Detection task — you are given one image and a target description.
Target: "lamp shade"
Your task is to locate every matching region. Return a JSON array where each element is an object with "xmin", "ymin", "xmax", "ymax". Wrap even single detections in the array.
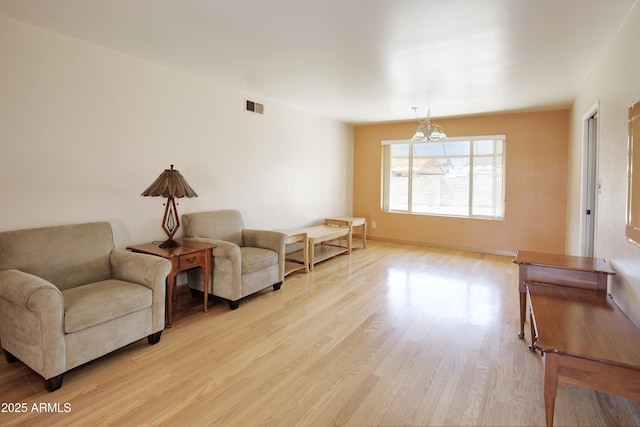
[
  {"xmin": 141, "ymin": 165, "xmax": 197, "ymax": 248},
  {"xmin": 412, "ymin": 125, "xmax": 427, "ymax": 141},
  {"xmin": 141, "ymin": 164, "xmax": 198, "ymax": 198}
]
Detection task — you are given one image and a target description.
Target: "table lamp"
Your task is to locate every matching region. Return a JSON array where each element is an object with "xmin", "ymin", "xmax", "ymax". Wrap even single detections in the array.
[{"xmin": 141, "ymin": 164, "xmax": 198, "ymax": 248}]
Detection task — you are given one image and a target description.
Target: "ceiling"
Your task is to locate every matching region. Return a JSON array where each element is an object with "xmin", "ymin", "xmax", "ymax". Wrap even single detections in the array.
[{"xmin": 0, "ymin": 0, "xmax": 636, "ymax": 124}]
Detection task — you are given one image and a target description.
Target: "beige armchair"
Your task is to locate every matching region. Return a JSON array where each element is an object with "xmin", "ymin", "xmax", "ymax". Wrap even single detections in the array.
[
  {"xmin": 0, "ymin": 222, "xmax": 171, "ymax": 392},
  {"xmin": 182, "ymin": 210, "xmax": 286, "ymax": 309}
]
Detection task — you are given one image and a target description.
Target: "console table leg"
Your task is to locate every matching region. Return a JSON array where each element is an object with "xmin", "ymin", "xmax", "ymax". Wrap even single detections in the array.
[{"xmin": 544, "ymin": 394, "xmax": 556, "ymax": 427}]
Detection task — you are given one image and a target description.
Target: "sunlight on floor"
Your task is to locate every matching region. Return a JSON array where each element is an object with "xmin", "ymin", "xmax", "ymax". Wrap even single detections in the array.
[{"xmin": 386, "ymin": 267, "xmax": 502, "ymax": 327}]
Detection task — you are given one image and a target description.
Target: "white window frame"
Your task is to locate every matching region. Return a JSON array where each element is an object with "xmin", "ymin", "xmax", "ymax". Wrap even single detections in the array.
[{"xmin": 381, "ymin": 135, "xmax": 506, "ymax": 219}]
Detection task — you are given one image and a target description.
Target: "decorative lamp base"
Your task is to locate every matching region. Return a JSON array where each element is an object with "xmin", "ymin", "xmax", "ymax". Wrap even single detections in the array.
[
  {"xmin": 159, "ymin": 238, "xmax": 181, "ymax": 248},
  {"xmin": 158, "ymin": 196, "xmax": 181, "ymax": 249}
]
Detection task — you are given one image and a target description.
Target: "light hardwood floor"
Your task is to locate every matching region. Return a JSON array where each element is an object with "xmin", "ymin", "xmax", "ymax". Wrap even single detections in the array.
[{"xmin": 2, "ymin": 241, "xmax": 640, "ymax": 426}]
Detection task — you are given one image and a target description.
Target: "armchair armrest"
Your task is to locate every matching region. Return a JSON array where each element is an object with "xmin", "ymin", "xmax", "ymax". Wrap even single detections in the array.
[
  {"xmin": 0, "ymin": 269, "xmax": 66, "ymax": 380},
  {"xmin": 184, "ymin": 237, "xmax": 240, "ymax": 259},
  {"xmin": 0, "ymin": 269, "xmax": 62, "ymax": 308},
  {"xmin": 243, "ymin": 229, "xmax": 287, "ymax": 253},
  {"xmin": 110, "ymin": 250, "xmax": 171, "ymax": 333},
  {"xmin": 110, "ymin": 249, "xmax": 171, "ymax": 291},
  {"xmin": 243, "ymin": 230, "xmax": 287, "ymax": 281},
  {"xmin": 184, "ymin": 237, "xmax": 242, "ymax": 298}
]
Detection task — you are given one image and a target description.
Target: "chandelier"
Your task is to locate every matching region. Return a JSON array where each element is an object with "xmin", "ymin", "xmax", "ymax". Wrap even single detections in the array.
[{"xmin": 411, "ymin": 107, "xmax": 447, "ymax": 142}]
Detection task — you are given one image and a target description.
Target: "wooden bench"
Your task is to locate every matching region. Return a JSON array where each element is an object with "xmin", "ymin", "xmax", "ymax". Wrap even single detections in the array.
[
  {"xmin": 527, "ymin": 281, "xmax": 640, "ymax": 427},
  {"xmin": 279, "ymin": 224, "xmax": 351, "ymax": 271}
]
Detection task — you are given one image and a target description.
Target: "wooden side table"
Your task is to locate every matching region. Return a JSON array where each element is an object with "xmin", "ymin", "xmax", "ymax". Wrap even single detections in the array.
[
  {"xmin": 325, "ymin": 216, "xmax": 367, "ymax": 249},
  {"xmin": 127, "ymin": 239, "xmax": 215, "ymax": 327}
]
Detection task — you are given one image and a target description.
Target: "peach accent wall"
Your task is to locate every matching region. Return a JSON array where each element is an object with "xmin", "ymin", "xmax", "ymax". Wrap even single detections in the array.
[{"xmin": 353, "ymin": 110, "xmax": 569, "ymax": 254}]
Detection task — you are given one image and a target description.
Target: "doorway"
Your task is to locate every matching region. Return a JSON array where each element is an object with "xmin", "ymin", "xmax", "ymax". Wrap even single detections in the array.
[{"xmin": 582, "ymin": 105, "xmax": 599, "ymax": 257}]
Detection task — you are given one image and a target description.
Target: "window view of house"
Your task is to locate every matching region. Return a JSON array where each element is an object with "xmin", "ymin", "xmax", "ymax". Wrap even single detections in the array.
[{"xmin": 383, "ymin": 137, "xmax": 505, "ymax": 219}]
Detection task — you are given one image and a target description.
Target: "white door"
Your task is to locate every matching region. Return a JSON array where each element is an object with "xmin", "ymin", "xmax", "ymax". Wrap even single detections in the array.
[{"xmin": 582, "ymin": 110, "xmax": 598, "ymax": 256}]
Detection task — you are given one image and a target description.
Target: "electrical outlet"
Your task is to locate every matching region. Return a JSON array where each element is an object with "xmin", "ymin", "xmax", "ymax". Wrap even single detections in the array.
[{"xmin": 371, "ymin": 221, "xmax": 377, "ymax": 229}]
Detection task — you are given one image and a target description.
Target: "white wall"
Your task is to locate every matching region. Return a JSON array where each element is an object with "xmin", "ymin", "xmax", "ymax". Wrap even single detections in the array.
[
  {"xmin": 0, "ymin": 16, "xmax": 353, "ymax": 248},
  {"xmin": 568, "ymin": 2, "xmax": 640, "ymax": 324}
]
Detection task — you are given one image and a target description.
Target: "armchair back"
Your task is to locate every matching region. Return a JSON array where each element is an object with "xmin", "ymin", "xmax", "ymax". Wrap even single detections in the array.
[
  {"xmin": 182, "ymin": 209, "xmax": 245, "ymax": 246},
  {"xmin": 0, "ymin": 222, "xmax": 114, "ymax": 291}
]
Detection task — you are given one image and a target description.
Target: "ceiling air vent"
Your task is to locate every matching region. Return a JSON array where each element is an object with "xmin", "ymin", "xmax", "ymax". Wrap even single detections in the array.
[{"xmin": 245, "ymin": 99, "xmax": 264, "ymax": 114}]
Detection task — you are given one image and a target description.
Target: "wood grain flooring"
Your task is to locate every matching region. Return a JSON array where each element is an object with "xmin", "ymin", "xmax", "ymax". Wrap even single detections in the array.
[{"xmin": 1, "ymin": 241, "xmax": 640, "ymax": 426}]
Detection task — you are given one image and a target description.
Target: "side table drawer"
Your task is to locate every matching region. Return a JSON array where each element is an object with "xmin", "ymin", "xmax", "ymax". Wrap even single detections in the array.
[{"xmin": 179, "ymin": 252, "xmax": 203, "ymax": 269}]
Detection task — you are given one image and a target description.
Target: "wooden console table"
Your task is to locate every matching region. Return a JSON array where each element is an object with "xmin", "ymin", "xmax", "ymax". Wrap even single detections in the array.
[
  {"xmin": 127, "ymin": 239, "xmax": 215, "ymax": 327},
  {"xmin": 513, "ymin": 250, "xmax": 615, "ymax": 339},
  {"xmin": 527, "ymin": 282, "xmax": 640, "ymax": 427}
]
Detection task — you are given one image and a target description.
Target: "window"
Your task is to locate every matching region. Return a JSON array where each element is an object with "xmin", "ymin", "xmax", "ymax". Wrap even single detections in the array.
[{"xmin": 382, "ymin": 136, "xmax": 505, "ymax": 219}]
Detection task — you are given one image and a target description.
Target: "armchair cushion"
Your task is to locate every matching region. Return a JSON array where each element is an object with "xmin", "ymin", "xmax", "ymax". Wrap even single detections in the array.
[
  {"xmin": 241, "ymin": 247, "xmax": 278, "ymax": 275},
  {"xmin": 62, "ymin": 280, "xmax": 152, "ymax": 333}
]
